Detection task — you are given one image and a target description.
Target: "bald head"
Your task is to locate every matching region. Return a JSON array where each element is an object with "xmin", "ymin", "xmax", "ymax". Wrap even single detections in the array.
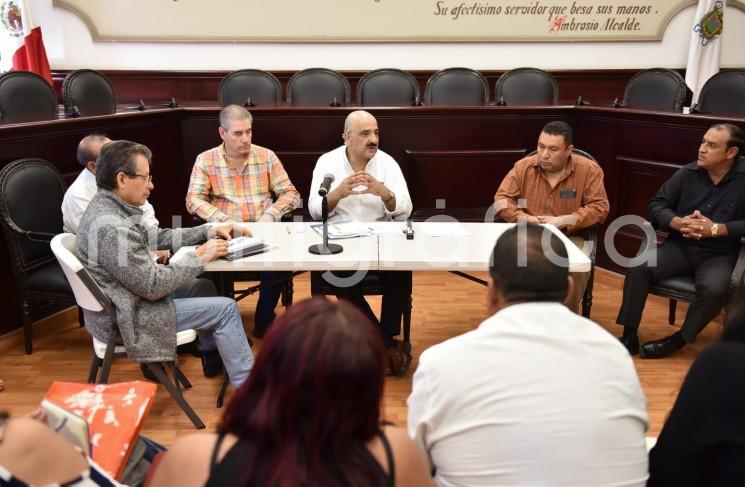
[
  {"xmin": 344, "ymin": 110, "xmax": 376, "ymax": 134},
  {"xmin": 343, "ymin": 111, "xmax": 380, "ymax": 165},
  {"xmin": 77, "ymin": 135, "xmax": 111, "ymax": 171}
]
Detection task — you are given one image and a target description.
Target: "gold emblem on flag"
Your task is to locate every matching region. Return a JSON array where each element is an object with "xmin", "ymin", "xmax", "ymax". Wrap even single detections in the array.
[
  {"xmin": 694, "ymin": 0, "xmax": 724, "ymax": 46},
  {"xmin": 0, "ymin": 0, "xmax": 23, "ymax": 38}
]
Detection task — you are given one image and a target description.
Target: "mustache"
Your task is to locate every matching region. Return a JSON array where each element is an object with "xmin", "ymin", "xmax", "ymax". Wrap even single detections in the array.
[{"xmin": 366, "ymin": 143, "xmax": 378, "ymax": 148}]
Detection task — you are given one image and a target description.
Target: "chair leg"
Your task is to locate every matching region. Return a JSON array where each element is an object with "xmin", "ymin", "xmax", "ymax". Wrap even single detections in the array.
[
  {"xmin": 216, "ymin": 370, "xmax": 230, "ymax": 409},
  {"xmin": 146, "ymin": 363, "xmax": 205, "ymax": 429},
  {"xmin": 173, "ymin": 365, "xmax": 192, "ymax": 389},
  {"xmin": 282, "ymin": 276, "xmax": 294, "ymax": 307},
  {"xmin": 87, "ymin": 355, "xmax": 102, "ymax": 384},
  {"xmin": 77, "ymin": 306, "xmax": 85, "ymax": 327},
  {"xmin": 403, "ymin": 295, "xmax": 412, "ymax": 345},
  {"xmin": 22, "ymin": 299, "xmax": 32, "ymax": 354},
  {"xmin": 582, "ymin": 268, "xmax": 595, "ymax": 318},
  {"xmin": 98, "ymin": 337, "xmax": 117, "ymax": 384},
  {"xmin": 668, "ymin": 299, "xmax": 677, "ymax": 325}
]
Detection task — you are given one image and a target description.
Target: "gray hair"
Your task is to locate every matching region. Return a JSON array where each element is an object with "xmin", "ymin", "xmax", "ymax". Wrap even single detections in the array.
[{"xmin": 220, "ymin": 105, "xmax": 253, "ymax": 131}]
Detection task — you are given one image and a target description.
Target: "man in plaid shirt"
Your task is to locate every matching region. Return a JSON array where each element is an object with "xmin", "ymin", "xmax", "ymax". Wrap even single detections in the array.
[{"xmin": 186, "ymin": 105, "xmax": 300, "ymax": 337}]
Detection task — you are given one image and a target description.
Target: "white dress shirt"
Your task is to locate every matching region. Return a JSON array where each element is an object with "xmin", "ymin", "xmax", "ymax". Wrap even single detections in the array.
[
  {"xmin": 62, "ymin": 169, "xmax": 159, "ymax": 233},
  {"xmin": 308, "ymin": 146, "xmax": 412, "ymax": 222},
  {"xmin": 408, "ymin": 302, "xmax": 649, "ymax": 487}
]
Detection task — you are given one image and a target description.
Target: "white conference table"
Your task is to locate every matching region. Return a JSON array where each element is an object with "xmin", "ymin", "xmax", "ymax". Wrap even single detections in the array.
[{"xmin": 198, "ymin": 221, "xmax": 591, "ymax": 273}]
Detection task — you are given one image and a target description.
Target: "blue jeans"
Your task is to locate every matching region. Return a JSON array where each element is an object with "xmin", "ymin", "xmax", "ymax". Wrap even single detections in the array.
[{"xmin": 173, "ymin": 297, "xmax": 254, "ymax": 387}]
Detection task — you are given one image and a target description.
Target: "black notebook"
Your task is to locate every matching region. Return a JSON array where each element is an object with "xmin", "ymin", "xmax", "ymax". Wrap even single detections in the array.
[{"xmin": 224, "ymin": 237, "xmax": 271, "ymax": 261}]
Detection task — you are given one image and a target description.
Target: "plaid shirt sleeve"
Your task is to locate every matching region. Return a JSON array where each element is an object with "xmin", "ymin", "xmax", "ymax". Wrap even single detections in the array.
[
  {"xmin": 185, "ymin": 154, "xmax": 230, "ymax": 222},
  {"xmin": 263, "ymin": 150, "xmax": 300, "ymax": 221}
]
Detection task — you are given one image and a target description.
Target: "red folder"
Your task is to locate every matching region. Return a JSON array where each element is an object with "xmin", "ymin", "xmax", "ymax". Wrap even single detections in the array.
[{"xmin": 44, "ymin": 381, "xmax": 157, "ymax": 479}]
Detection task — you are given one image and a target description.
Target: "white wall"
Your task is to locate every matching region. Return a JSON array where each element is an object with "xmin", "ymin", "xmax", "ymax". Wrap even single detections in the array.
[{"xmin": 40, "ymin": 0, "xmax": 745, "ymax": 71}]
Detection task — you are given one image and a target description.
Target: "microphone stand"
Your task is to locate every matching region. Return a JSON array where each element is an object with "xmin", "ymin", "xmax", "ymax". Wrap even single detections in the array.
[{"xmin": 308, "ymin": 194, "xmax": 343, "ymax": 255}]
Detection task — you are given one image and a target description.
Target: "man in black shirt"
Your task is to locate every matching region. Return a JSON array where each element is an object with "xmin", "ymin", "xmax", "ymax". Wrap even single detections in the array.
[{"xmin": 617, "ymin": 123, "xmax": 745, "ymax": 358}]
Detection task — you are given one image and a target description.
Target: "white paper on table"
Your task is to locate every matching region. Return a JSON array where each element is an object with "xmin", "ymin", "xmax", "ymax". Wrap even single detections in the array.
[
  {"xmin": 421, "ymin": 223, "xmax": 471, "ymax": 237},
  {"xmin": 311, "ymin": 222, "xmax": 373, "ymax": 239},
  {"xmin": 367, "ymin": 222, "xmax": 405, "ymax": 235},
  {"xmin": 170, "ymin": 245, "xmax": 196, "ymax": 264}
]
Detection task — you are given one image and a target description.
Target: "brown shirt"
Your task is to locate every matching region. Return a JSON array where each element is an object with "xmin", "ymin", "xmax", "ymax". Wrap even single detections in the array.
[{"xmin": 494, "ymin": 153, "xmax": 609, "ymax": 233}]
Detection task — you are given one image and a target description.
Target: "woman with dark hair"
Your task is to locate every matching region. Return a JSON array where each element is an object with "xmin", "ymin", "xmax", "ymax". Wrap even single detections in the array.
[
  {"xmin": 149, "ymin": 297, "xmax": 431, "ymax": 487},
  {"xmin": 647, "ymin": 302, "xmax": 745, "ymax": 486}
]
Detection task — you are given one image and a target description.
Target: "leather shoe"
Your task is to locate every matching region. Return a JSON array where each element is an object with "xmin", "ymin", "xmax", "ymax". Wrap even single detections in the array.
[
  {"xmin": 386, "ymin": 340, "xmax": 412, "ymax": 377},
  {"xmin": 201, "ymin": 349, "xmax": 224, "ymax": 377},
  {"xmin": 619, "ymin": 335, "xmax": 639, "ymax": 356},
  {"xmin": 140, "ymin": 363, "xmax": 158, "ymax": 381},
  {"xmin": 639, "ymin": 335, "xmax": 684, "ymax": 359},
  {"xmin": 252, "ymin": 326, "xmax": 268, "ymax": 339},
  {"xmin": 177, "ymin": 339, "xmax": 202, "ymax": 357}
]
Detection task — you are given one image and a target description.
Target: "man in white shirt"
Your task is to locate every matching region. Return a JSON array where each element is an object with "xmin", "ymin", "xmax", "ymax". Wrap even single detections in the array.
[
  {"xmin": 408, "ymin": 224, "xmax": 649, "ymax": 486},
  {"xmin": 309, "ymin": 110, "xmax": 414, "ymax": 375},
  {"xmin": 62, "ymin": 135, "xmax": 158, "ymax": 234}
]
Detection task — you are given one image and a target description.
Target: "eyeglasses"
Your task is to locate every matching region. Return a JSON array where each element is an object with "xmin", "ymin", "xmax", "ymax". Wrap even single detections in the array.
[{"xmin": 126, "ymin": 173, "xmax": 153, "ymax": 183}]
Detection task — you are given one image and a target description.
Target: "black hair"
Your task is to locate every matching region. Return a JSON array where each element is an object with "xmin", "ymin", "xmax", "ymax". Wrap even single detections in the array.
[
  {"xmin": 712, "ymin": 123, "xmax": 744, "ymax": 154},
  {"xmin": 541, "ymin": 121, "xmax": 573, "ymax": 146},
  {"xmin": 489, "ymin": 223, "xmax": 569, "ymax": 303},
  {"xmin": 95, "ymin": 140, "xmax": 152, "ymax": 190}
]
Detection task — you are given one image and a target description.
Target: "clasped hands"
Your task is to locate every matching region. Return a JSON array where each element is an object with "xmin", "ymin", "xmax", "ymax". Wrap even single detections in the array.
[
  {"xmin": 677, "ymin": 210, "xmax": 716, "ymax": 240},
  {"xmin": 332, "ymin": 171, "xmax": 390, "ymax": 200},
  {"xmin": 195, "ymin": 223, "xmax": 252, "ymax": 262},
  {"xmin": 525, "ymin": 215, "xmax": 578, "ymax": 230}
]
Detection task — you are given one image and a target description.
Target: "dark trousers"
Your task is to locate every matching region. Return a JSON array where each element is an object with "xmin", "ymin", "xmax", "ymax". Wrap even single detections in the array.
[
  {"xmin": 314, "ymin": 270, "xmax": 411, "ymax": 347},
  {"xmin": 201, "ymin": 271, "xmax": 287, "ymax": 330},
  {"xmin": 172, "ymin": 277, "xmax": 217, "ymax": 300},
  {"xmin": 616, "ymin": 240, "xmax": 736, "ymax": 342},
  {"xmin": 254, "ymin": 271, "xmax": 287, "ymax": 329}
]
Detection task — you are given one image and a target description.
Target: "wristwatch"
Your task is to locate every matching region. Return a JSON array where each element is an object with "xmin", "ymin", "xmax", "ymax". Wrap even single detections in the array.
[{"xmin": 711, "ymin": 223, "xmax": 719, "ymax": 238}]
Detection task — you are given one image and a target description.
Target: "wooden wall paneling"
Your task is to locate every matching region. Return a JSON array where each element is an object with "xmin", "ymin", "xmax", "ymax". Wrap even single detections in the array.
[
  {"xmin": 599, "ymin": 157, "xmax": 683, "ymax": 272},
  {"xmin": 405, "ymin": 149, "xmax": 525, "ymax": 218},
  {"xmin": 616, "ymin": 157, "xmax": 681, "ymax": 219},
  {"xmin": 274, "ymin": 151, "xmax": 326, "ymax": 213},
  {"xmin": 0, "ymin": 110, "xmax": 183, "ymax": 333}
]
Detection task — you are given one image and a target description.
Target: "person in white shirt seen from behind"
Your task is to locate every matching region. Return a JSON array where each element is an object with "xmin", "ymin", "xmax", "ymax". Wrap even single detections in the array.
[{"xmin": 408, "ymin": 223, "xmax": 649, "ymax": 487}]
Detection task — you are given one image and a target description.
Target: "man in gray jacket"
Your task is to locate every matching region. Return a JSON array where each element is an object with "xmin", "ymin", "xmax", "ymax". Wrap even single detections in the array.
[{"xmin": 76, "ymin": 140, "xmax": 254, "ymax": 387}]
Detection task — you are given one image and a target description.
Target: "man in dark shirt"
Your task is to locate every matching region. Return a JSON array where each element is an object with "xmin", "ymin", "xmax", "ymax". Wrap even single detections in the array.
[{"xmin": 617, "ymin": 123, "xmax": 745, "ymax": 358}]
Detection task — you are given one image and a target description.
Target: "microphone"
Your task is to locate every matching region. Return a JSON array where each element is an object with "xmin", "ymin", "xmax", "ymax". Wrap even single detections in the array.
[
  {"xmin": 318, "ymin": 174, "xmax": 335, "ymax": 196},
  {"xmin": 611, "ymin": 97, "xmax": 628, "ymax": 108}
]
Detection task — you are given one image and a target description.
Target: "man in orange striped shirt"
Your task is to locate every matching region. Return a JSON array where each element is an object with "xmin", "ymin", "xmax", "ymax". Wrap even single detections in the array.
[
  {"xmin": 494, "ymin": 121, "xmax": 609, "ymax": 313},
  {"xmin": 186, "ymin": 105, "xmax": 301, "ymax": 337}
]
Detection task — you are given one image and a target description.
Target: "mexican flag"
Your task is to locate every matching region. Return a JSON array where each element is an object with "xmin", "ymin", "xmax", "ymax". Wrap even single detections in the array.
[
  {"xmin": 685, "ymin": 0, "xmax": 725, "ymax": 104},
  {"xmin": 0, "ymin": 0, "xmax": 52, "ymax": 84}
]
